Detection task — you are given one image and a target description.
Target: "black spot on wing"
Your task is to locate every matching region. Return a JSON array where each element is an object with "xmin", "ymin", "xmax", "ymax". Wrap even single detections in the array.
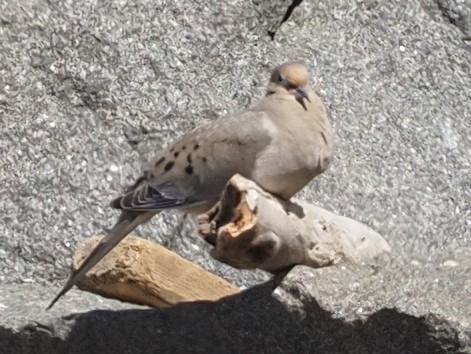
[
  {"xmin": 154, "ymin": 157, "xmax": 165, "ymax": 167},
  {"xmin": 174, "ymin": 151, "xmax": 179, "ymax": 158},
  {"xmin": 164, "ymin": 161, "xmax": 175, "ymax": 172},
  {"xmin": 187, "ymin": 153, "xmax": 192, "ymax": 164},
  {"xmin": 193, "ymin": 144, "xmax": 199, "ymax": 150},
  {"xmin": 185, "ymin": 165, "xmax": 193, "ymax": 175}
]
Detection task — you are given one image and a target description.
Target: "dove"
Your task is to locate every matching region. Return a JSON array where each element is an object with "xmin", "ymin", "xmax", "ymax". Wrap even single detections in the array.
[{"xmin": 47, "ymin": 61, "xmax": 334, "ymax": 309}]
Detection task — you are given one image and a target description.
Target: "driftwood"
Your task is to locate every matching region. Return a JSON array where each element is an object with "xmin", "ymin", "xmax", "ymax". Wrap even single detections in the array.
[
  {"xmin": 197, "ymin": 174, "xmax": 391, "ymax": 272},
  {"xmin": 71, "ymin": 174, "xmax": 390, "ymax": 307},
  {"xmin": 73, "ymin": 235, "xmax": 239, "ymax": 308}
]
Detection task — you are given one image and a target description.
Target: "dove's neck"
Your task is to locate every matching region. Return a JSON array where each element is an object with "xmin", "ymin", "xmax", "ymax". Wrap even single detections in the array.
[
  {"xmin": 265, "ymin": 85, "xmax": 316, "ymax": 110},
  {"xmin": 261, "ymin": 86, "xmax": 330, "ymax": 127}
]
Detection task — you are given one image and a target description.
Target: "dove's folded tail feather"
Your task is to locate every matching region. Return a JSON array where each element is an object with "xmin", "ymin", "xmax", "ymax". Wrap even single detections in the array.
[{"xmin": 46, "ymin": 210, "xmax": 156, "ymax": 310}]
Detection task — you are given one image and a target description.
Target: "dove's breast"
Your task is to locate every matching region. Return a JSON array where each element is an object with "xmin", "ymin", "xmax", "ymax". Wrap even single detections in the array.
[{"xmin": 249, "ymin": 96, "xmax": 333, "ymax": 199}]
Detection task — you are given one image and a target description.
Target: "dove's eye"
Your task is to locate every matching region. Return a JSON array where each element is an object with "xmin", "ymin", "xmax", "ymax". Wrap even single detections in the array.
[{"xmin": 278, "ymin": 74, "xmax": 286, "ymax": 83}]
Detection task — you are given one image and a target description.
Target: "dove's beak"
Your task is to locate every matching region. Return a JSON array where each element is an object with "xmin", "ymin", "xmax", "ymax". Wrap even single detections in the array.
[{"xmin": 295, "ymin": 87, "xmax": 311, "ymax": 102}]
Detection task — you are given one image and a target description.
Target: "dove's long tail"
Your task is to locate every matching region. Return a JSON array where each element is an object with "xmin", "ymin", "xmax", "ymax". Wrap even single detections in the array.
[{"xmin": 46, "ymin": 210, "xmax": 157, "ymax": 310}]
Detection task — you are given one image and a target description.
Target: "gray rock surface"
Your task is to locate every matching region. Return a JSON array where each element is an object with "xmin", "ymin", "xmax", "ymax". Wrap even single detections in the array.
[{"xmin": 0, "ymin": 0, "xmax": 470, "ymax": 352}]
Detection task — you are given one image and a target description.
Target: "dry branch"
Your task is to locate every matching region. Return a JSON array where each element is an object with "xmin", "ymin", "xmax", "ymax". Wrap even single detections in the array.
[
  {"xmin": 72, "ymin": 174, "xmax": 390, "ymax": 307},
  {"xmin": 73, "ymin": 235, "xmax": 239, "ymax": 307},
  {"xmin": 198, "ymin": 174, "xmax": 391, "ymax": 272}
]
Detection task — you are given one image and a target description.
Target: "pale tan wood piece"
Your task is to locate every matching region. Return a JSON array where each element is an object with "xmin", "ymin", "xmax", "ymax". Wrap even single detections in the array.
[{"xmin": 73, "ymin": 235, "xmax": 239, "ymax": 307}]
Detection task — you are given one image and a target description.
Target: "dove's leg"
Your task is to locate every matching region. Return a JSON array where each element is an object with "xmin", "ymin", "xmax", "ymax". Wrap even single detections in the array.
[{"xmin": 267, "ymin": 264, "xmax": 295, "ymax": 291}]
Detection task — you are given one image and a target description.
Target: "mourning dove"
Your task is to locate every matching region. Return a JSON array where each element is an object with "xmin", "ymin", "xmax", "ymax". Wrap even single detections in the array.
[{"xmin": 47, "ymin": 61, "xmax": 334, "ymax": 309}]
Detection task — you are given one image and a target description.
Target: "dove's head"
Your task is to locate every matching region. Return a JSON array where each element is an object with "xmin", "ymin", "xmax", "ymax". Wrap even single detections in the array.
[{"xmin": 268, "ymin": 61, "xmax": 311, "ymax": 102}]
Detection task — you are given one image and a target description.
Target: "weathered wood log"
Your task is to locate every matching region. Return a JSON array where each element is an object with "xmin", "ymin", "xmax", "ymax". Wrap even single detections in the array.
[
  {"xmin": 73, "ymin": 235, "xmax": 239, "ymax": 307},
  {"xmin": 197, "ymin": 174, "xmax": 391, "ymax": 272},
  {"xmin": 72, "ymin": 174, "xmax": 390, "ymax": 307}
]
